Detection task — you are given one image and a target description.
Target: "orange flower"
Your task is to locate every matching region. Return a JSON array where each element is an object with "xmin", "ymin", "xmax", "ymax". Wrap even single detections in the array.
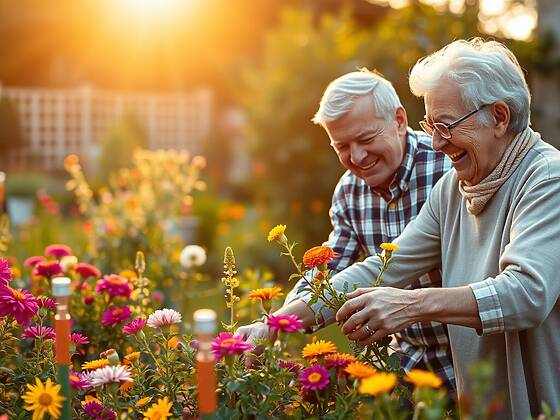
[
  {"xmin": 167, "ymin": 336, "xmax": 180, "ymax": 349},
  {"xmin": 359, "ymin": 372, "xmax": 397, "ymax": 396},
  {"xmin": 302, "ymin": 246, "xmax": 335, "ymax": 269},
  {"xmin": 248, "ymin": 287, "xmax": 284, "ymax": 301},
  {"xmin": 380, "ymin": 243, "xmax": 399, "ymax": 252},
  {"xmin": 125, "ymin": 352, "xmax": 141, "ymax": 361},
  {"xmin": 120, "ymin": 379, "xmax": 134, "ymax": 393},
  {"xmin": 344, "ymin": 361, "xmax": 377, "ymax": 379},
  {"xmin": 403, "ymin": 369, "xmax": 443, "ymax": 388},
  {"xmin": 301, "ymin": 340, "xmax": 337, "ymax": 359},
  {"xmin": 64, "ymin": 154, "xmax": 79, "ymax": 168}
]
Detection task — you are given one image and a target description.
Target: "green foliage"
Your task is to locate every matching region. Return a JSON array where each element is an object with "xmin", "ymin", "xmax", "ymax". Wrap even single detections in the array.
[{"xmin": 4, "ymin": 172, "xmax": 47, "ymax": 198}]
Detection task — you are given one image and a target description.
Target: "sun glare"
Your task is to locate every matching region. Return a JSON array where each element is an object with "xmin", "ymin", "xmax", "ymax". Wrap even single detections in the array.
[{"xmin": 117, "ymin": 0, "xmax": 184, "ymax": 21}]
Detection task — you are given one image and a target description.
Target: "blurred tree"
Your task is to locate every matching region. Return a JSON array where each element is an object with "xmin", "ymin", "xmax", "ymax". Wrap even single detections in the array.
[{"xmin": 0, "ymin": 96, "xmax": 25, "ymax": 169}]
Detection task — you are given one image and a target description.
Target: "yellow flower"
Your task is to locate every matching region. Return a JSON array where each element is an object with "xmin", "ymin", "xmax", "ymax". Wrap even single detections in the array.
[
  {"xmin": 403, "ymin": 369, "xmax": 443, "ymax": 389},
  {"xmin": 81, "ymin": 358, "xmax": 110, "ymax": 371},
  {"xmin": 143, "ymin": 396, "xmax": 172, "ymax": 419},
  {"xmin": 119, "ymin": 269, "xmax": 137, "ymax": 281},
  {"xmin": 301, "ymin": 340, "xmax": 337, "ymax": 359},
  {"xmin": 167, "ymin": 336, "xmax": 180, "ymax": 349},
  {"xmin": 380, "ymin": 243, "xmax": 399, "ymax": 252},
  {"xmin": 267, "ymin": 224, "xmax": 287, "ymax": 243},
  {"xmin": 359, "ymin": 372, "xmax": 397, "ymax": 396},
  {"xmin": 125, "ymin": 352, "xmax": 141, "ymax": 362},
  {"xmin": 136, "ymin": 396, "xmax": 152, "ymax": 408},
  {"xmin": 22, "ymin": 377, "xmax": 65, "ymax": 420},
  {"xmin": 344, "ymin": 361, "xmax": 377, "ymax": 379},
  {"xmin": 248, "ymin": 287, "xmax": 284, "ymax": 301}
]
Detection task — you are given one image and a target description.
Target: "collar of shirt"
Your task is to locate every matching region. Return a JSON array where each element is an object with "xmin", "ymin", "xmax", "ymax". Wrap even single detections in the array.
[{"xmin": 372, "ymin": 128, "xmax": 418, "ymax": 202}]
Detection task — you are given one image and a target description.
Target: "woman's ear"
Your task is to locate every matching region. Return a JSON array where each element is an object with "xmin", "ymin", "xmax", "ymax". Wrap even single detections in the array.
[{"xmin": 491, "ymin": 101, "xmax": 510, "ymax": 138}]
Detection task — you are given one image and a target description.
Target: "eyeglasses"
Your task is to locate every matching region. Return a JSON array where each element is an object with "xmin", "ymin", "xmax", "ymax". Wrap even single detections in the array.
[{"xmin": 419, "ymin": 104, "xmax": 488, "ymax": 139}]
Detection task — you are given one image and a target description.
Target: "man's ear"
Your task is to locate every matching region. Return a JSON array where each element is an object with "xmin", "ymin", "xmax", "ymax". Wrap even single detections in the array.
[
  {"xmin": 491, "ymin": 101, "xmax": 510, "ymax": 138},
  {"xmin": 395, "ymin": 107, "xmax": 408, "ymax": 136}
]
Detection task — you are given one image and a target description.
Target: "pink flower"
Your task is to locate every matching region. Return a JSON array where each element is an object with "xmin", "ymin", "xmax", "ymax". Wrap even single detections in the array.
[
  {"xmin": 0, "ymin": 258, "xmax": 11, "ymax": 286},
  {"xmin": 146, "ymin": 309, "xmax": 182, "ymax": 328},
  {"xmin": 70, "ymin": 371, "xmax": 91, "ymax": 391},
  {"xmin": 0, "ymin": 285, "xmax": 39, "ymax": 325},
  {"xmin": 45, "ymin": 243, "xmax": 72, "ymax": 257},
  {"xmin": 37, "ymin": 296, "xmax": 57, "ymax": 310},
  {"xmin": 122, "ymin": 318, "xmax": 147, "ymax": 335},
  {"xmin": 75, "ymin": 263, "xmax": 101, "ymax": 279},
  {"xmin": 22, "ymin": 325, "xmax": 56, "ymax": 340},
  {"xmin": 300, "ymin": 364, "xmax": 330, "ymax": 391},
  {"xmin": 95, "ymin": 275, "xmax": 132, "ymax": 298},
  {"xmin": 211, "ymin": 332, "xmax": 253, "ymax": 361},
  {"xmin": 33, "ymin": 260, "xmax": 63, "ymax": 278},
  {"xmin": 71, "ymin": 332, "xmax": 90, "ymax": 345},
  {"xmin": 266, "ymin": 314, "xmax": 304, "ymax": 333},
  {"xmin": 24, "ymin": 256, "xmax": 45, "ymax": 268},
  {"xmin": 82, "ymin": 400, "xmax": 117, "ymax": 420},
  {"xmin": 278, "ymin": 359, "xmax": 303, "ymax": 375},
  {"xmin": 101, "ymin": 306, "xmax": 132, "ymax": 327}
]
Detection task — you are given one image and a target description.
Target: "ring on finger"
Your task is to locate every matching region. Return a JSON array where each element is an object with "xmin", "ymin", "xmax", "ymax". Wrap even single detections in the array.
[{"xmin": 365, "ymin": 324, "xmax": 375, "ymax": 336}]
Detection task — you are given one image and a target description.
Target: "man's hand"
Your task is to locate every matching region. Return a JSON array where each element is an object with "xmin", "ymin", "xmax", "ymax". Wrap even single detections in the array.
[
  {"xmin": 335, "ymin": 287, "xmax": 421, "ymax": 346},
  {"xmin": 234, "ymin": 321, "xmax": 277, "ymax": 367}
]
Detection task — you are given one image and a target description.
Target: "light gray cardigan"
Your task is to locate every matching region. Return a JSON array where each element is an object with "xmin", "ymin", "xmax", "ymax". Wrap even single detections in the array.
[{"xmin": 307, "ymin": 139, "xmax": 560, "ymax": 419}]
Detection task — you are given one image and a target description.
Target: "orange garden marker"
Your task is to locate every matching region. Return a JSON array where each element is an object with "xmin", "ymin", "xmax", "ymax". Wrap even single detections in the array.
[
  {"xmin": 52, "ymin": 277, "xmax": 72, "ymax": 419},
  {"xmin": 193, "ymin": 309, "xmax": 217, "ymax": 419}
]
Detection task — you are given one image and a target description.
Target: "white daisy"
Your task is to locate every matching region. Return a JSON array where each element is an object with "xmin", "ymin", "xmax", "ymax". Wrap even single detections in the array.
[
  {"xmin": 90, "ymin": 365, "xmax": 133, "ymax": 387},
  {"xmin": 147, "ymin": 308, "xmax": 182, "ymax": 328},
  {"xmin": 179, "ymin": 245, "xmax": 207, "ymax": 269}
]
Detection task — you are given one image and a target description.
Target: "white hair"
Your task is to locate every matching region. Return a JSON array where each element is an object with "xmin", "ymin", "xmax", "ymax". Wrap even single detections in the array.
[
  {"xmin": 409, "ymin": 38, "xmax": 530, "ymax": 133},
  {"xmin": 312, "ymin": 69, "xmax": 403, "ymax": 126}
]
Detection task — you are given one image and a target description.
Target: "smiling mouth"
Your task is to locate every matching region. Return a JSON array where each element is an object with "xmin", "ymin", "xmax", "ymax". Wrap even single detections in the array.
[
  {"xmin": 448, "ymin": 151, "xmax": 467, "ymax": 162},
  {"xmin": 358, "ymin": 159, "xmax": 378, "ymax": 170}
]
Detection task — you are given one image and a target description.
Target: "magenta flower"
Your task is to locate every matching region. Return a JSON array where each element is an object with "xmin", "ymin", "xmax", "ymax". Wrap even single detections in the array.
[
  {"xmin": 82, "ymin": 400, "xmax": 117, "ymax": 420},
  {"xmin": 22, "ymin": 325, "xmax": 56, "ymax": 340},
  {"xmin": 0, "ymin": 258, "xmax": 11, "ymax": 286},
  {"xmin": 146, "ymin": 308, "xmax": 182, "ymax": 328},
  {"xmin": 44, "ymin": 243, "xmax": 72, "ymax": 257},
  {"xmin": 37, "ymin": 296, "xmax": 57, "ymax": 310},
  {"xmin": 0, "ymin": 285, "xmax": 39, "ymax": 325},
  {"xmin": 101, "ymin": 306, "xmax": 132, "ymax": 327},
  {"xmin": 122, "ymin": 318, "xmax": 147, "ymax": 334},
  {"xmin": 33, "ymin": 260, "xmax": 63, "ymax": 278},
  {"xmin": 71, "ymin": 332, "xmax": 90, "ymax": 345},
  {"xmin": 75, "ymin": 263, "xmax": 101, "ymax": 279},
  {"xmin": 211, "ymin": 332, "xmax": 253, "ymax": 361},
  {"xmin": 279, "ymin": 359, "xmax": 303, "ymax": 375},
  {"xmin": 24, "ymin": 256, "xmax": 45, "ymax": 268},
  {"xmin": 266, "ymin": 314, "xmax": 304, "ymax": 333},
  {"xmin": 70, "ymin": 371, "xmax": 91, "ymax": 391},
  {"xmin": 300, "ymin": 364, "xmax": 330, "ymax": 391},
  {"xmin": 95, "ymin": 274, "xmax": 132, "ymax": 298}
]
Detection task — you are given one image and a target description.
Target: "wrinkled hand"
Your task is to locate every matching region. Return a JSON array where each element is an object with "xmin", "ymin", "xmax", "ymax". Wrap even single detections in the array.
[
  {"xmin": 233, "ymin": 321, "xmax": 277, "ymax": 367},
  {"xmin": 335, "ymin": 287, "xmax": 420, "ymax": 346}
]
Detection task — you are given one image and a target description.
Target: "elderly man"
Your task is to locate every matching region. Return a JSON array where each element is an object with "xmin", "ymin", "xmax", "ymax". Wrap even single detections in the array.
[
  {"xmin": 319, "ymin": 39, "xmax": 560, "ymax": 418},
  {"xmin": 236, "ymin": 70, "xmax": 455, "ymax": 390}
]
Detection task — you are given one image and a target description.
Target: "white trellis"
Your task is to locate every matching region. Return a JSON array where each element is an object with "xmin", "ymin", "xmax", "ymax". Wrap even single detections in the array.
[{"xmin": 0, "ymin": 84, "xmax": 212, "ymax": 171}]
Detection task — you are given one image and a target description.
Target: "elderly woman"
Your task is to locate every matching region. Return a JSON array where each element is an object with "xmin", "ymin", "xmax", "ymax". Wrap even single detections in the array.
[{"xmin": 322, "ymin": 39, "xmax": 560, "ymax": 417}]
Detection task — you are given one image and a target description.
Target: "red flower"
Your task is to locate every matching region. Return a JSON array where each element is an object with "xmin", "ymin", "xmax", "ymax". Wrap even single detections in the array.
[
  {"xmin": 75, "ymin": 263, "xmax": 101, "ymax": 279},
  {"xmin": 33, "ymin": 260, "xmax": 63, "ymax": 278},
  {"xmin": 302, "ymin": 246, "xmax": 335, "ymax": 269}
]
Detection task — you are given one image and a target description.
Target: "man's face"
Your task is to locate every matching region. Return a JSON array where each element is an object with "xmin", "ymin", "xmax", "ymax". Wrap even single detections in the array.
[
  {"xmin": 424, "ymin": 82, "xmax": 501, "ymax": 186},
  {"xmin": 325, "ymin": 94, "xmax": 407, "ymax": 189}
]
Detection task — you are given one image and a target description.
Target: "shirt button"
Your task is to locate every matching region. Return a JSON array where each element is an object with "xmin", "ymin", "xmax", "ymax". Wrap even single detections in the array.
[{"xmin": 389, "ymin": 202, "xmax": 397, "ymax": 209}]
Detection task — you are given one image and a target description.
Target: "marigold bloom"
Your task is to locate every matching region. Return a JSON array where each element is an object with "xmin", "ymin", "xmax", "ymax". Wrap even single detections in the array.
[
  {"xmin": 96, "ymin": 274, "xmax": 132, "ymax": 298},
  {"xmin": 124, "ymin": 352, "xmax": 141, "ymax": 362},
  {"xmin": 359, "ymin": 372, "xmax": 397, "ymax": 396},
  {"xmin": 248, "ymin": 287, "xmax": 284, "ymax": 301},
  {"xmin": 211, "ymin": 332, "xmax": 253, "ymax": 361},
  {"xmin": 266, "ymin": 314, "xmax": 304, "ymax": 333},
  {"xmin": 403, "ymin": 369, "xmax": 443, "ymax": 389},
  {"xmin": 119, "ymin": 379, "xmax": 134, "ymax": 393},
  {"xmin": 143, "ymin": 396, "xmax": 172, "ymax": 420},
  {"xmin": 70, "ymin": 332, "xmax": 90, "ymax": 345},
  {"xmin": 301, "ymin": 340, "xmax": 337, "ymax": 359},
  {"xmin": 146, "ymin": 308, "xmax": 182, "ymax": 328},
  {"xmin": 122, "ymin": 318, "xmax": 147, "ymax": 335},
  {"xmin": 267, "ymin": 224, "xmax": 287, "ymax": 243},
  {"xmin": 90, "ymin": 365, "xmax": 133, "ymax": 387},
  {"xmin": 82, "ymin": 400, "xmax": 117, "ymax": 420},
  {"xmin": 0, "ymin": 285, "xmax": 39, "ymax": 325},
  {"xmin": 179, "ymin": 245, "xmax": 207, "ymax": 268},
  {"xmin": 325, "ymin": 353, "xmax": 356, "ymax": 370},
  {"xmin": 380, "ymin": 242, "xmax": 399, "ymax": 252},
  {"xmin": 24, "ymin": 256, "xmax": 45, "ymax": 268},
  {"xmin": 75, "ymin": 262, "xmax": 101, "ymax": 279},
  {"xmin": 344, "ymin": 361, "xmax": 377, "ymax": 379},
  {"xmin": 0, "ymin": 258, "xmax": 11, "ymax": 286},
  {"xmin": 70, "ymin": 371, "xmax": 91, "ymax": 391},
  {"xmin": 135, "ymin": 396, "xmax": 152, "ymax": 408},
  {"xmin": 101, "ymin": 306, "xmax": 132, "ymax": 327},
  {"xmin": 45, "ymin": 244, "xmax": 73, "ymax": 257},
  {"xmin": 119, "ymin": 269, "xmax": 136, "ymax": 280},
  {"xmin": 22, "ymin": 325, "xmax": 56, "ymax": 340},
  {"xmin": 300, "ymin": 364, "xmax": 330, "ymax": 391},
  {"xmin": 302, "ymin": 246, "xmax": 335, "ymax": 269},
  {"xmin": 82, "ymin": 359, "xmax": 110, "ymax": 371},
  {"xmin": 33, "ymin": 260, "xmax": 63, "ymax": 278},
  {"xmin": 22, "ymin": 377, "xmax": 65, "ymax": 420}
]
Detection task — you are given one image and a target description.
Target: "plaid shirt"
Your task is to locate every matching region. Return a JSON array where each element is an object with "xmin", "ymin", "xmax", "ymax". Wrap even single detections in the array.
[{"xmin": 286, "ymin": 129, "xmax": 455, "ymax": 391}]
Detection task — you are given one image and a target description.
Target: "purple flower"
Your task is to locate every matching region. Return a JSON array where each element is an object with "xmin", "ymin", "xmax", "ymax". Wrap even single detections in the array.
[
  {"xmin": 101, "ymin": 306, "xmax": 132, "ymax": 327},
  {"xmin": 0, "ymin": 285, "xmax": 39, "ymax": 325},
  {"xmin": 300, "ymin": 364, "xmax": 330, "ymax": 391},
  {"xmin": 71, "ymin": 332, "xmax": 90, "ymax": 345},
  {"xmin": 33, "ymin": 260, "xmax": 63, "ymax": 278},
  {"xmin": 122, "ymin": 318, "xmax": 147, "ymax": 335},
  {"xmin": 266, "ymin": 314, "xmax": 304, "ymax": 333},
  {"xmin": 22, "ymin": 325, "xmax": 56, "ymax": 340},
  {"xmin": 0, "ymin": 258, "xmax": 11, "ymax": 286},
  {"xmin": 44, "ymin": 243, "xmax": 72, "ymax": 257},
  {"xmin": 211, "ymin": 332, "xmax": 253, "ymax": 361},
  {"xmin": 82, "ymin": 401, "xmax": 117, "ymax": 420},
  {"xmin": 95, "ymin": 274, "xmax": 132, "ymax": 298}
]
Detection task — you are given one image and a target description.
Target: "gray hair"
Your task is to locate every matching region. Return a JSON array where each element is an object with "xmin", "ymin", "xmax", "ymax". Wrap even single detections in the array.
[
  {"xmin": 409, "ymin": 38, "xmax": 530, "ymax": 133},
  {"xmin": 313, "ymin": 69, "xmax": 403, "ymax": 126}
]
